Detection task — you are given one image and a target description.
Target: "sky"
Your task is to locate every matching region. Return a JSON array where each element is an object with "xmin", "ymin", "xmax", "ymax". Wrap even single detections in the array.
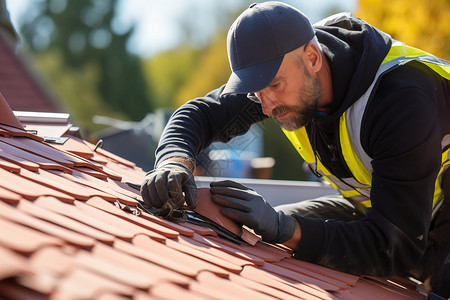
[{"xmin": 6, "ymin": 0, "xmax": 357, "ymax": 58}]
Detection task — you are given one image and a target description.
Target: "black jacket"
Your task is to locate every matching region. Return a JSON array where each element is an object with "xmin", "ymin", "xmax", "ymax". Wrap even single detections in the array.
[{"xmin": 154, "ymin": 14, "xmax": 450, "ymax": 276}]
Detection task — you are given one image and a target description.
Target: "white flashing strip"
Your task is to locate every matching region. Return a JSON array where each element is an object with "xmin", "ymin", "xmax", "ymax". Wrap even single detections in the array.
[{"xmin": 13, "ymin": 111, "xmax": 70, "ymax": 124}]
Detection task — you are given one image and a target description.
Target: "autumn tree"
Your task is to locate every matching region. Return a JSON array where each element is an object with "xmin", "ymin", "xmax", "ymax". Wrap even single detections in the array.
[
  {"xmin": 174, "ymin": 31, "xmax": 229, "ymax": 107},
  {"xmin": 357, "ymin": 0, "xmax": 449, "ymax": 59},
  {"xmin": 143, "ymin": 45, "xmax": 201, "ymax": 109}
]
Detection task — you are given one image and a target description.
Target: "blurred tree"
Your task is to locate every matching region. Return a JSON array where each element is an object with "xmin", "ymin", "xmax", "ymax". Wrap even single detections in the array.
[
  {"xmin": 357, "ymin": 0, "xmax": 449, "ymax": 59},
  {"xmin": 143, "ymin": 45, "xmax": 200, "ymax": 108},
  {"xmin": 174, "ymin": 31, "xmax": 229, "ymax": 107},
  {"xmin": 33, "ymin": 50, "xmax": 129, "ymax": 139},
  {"xmin": 142, "ymin": 1, "xmax": 247, "ymax": 109},
  {"xmin": 19, "ymin": 0, "xmax": 153, "ymax": 123}
]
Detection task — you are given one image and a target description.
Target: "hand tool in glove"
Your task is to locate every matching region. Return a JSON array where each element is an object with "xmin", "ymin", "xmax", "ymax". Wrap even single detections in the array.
[{"xmin": 140, "ymin": 162, "xmax": 197, "ymax": 209}]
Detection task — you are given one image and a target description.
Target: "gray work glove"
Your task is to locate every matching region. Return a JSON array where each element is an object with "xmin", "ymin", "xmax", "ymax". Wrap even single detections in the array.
[
  {"xmin": 210, "ymin": 180, "xmax": 295, "ymax": 244},
  {"xmin": 140, "ymin": 162, "xmax": 197, "ymax": 209}
]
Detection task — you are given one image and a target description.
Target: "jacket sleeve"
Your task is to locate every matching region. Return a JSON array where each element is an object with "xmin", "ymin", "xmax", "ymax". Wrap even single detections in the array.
[
  {"xmin": 154, "ymin": 85, "xmax": 267, "ymax": 167},
  {"xmin": 293, "ymin": 63, "xmax": 443, "ymax": 276}
]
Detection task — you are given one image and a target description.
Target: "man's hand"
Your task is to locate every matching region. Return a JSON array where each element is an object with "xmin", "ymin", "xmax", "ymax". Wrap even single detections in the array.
[
  {"xmin": 140, "ymin": 162, "xmax": 197, "ymax": 209},
  {"xmin": 210, "ymin": 180, "xmax": 295, "ymax": 244}
]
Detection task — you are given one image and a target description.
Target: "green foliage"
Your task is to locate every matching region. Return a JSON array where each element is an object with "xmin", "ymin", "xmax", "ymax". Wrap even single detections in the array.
[
  {"xmin": 34, "ymin": 50, "xmax": 128, "ymax": 136},
  {"xmin": 19, "ymin": 0, "xmax": 154, "ymax": 122},
  {"xmin": 142, "ymin": 30, "xmax": 231, "ymax": 110},
  {"xmin": 143, "ymin": 45, "xmax": 201, "ymax": 108},
  {"xmin": 174, "ymin": 32, "xmax": 230, "ymax": 107}
]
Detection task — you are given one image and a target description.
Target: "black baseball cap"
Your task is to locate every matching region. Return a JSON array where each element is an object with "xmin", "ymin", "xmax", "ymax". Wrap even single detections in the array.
[{"xmin": 220, "ymin": 1, "xmax": 315, "ymax": 97}]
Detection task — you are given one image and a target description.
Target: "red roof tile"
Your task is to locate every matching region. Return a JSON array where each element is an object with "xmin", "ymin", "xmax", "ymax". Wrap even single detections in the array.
[
  {"xmin": 0, "ymin": 247, "xmax": 29, "ymax": 280},
  {"xmin": 0, "ymin": 95, "xmax": 427, "ymax": 299},
  {"xmin": 0, "ymin": 216, "xmax": 63, "ymax": 254},
  {"xmin": 0, "ymin": 200, "xmax": 95, "ymax": 248}
]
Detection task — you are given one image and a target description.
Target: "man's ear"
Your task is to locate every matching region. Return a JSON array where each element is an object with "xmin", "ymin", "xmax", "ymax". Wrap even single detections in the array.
[{"xmin": 302, "ymin": 43, "xmax": 322, "ymax": 73}]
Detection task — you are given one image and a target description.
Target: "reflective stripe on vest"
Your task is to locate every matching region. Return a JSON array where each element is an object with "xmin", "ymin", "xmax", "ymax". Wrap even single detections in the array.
[{"xmin": 283, "ymin": 41, "xmax": 450, "ymax": 214}]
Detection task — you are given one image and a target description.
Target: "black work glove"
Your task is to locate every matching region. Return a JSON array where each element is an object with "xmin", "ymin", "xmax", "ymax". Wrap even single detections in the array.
[
  {"xmin": 210, "ymin": 180, "xmax": 295, "ymax": 244},
  {"xmin": 140, "ymin": 162, "xmax": 197, "ymax": 209}
]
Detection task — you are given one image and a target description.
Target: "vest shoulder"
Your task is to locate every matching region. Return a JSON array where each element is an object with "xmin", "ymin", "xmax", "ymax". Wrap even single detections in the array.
[{"xmin": 378, "ymin": 61, "xmax": 448, "ymax": 96}]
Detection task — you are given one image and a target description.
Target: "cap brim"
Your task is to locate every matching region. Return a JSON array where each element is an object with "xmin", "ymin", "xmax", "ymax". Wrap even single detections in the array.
[{"xmin": 220, "ymin": 56, "xmax": 284, "ymax": 97}]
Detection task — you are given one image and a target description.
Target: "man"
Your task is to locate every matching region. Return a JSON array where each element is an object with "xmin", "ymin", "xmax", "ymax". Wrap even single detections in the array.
[{"xmin": 141, "ymin": 2, "xmax": 450, "ymax": 296}]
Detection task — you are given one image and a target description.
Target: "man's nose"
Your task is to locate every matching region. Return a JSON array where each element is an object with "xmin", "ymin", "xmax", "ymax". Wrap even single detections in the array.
[{"xmin": 256, "ymin": 91, "xmax": 277, "ymax": 115}]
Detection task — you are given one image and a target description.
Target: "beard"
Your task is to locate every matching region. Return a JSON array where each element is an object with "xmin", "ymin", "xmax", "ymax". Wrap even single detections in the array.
[{"xmin": 270, "ymin": 66, "xmax": 321, "ymax": 131}]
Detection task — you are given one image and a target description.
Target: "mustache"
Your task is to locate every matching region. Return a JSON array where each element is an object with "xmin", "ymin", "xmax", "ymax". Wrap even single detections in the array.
[{"xmin": 269, "ymin": 106, "xmax": 293, "ymax": 118}]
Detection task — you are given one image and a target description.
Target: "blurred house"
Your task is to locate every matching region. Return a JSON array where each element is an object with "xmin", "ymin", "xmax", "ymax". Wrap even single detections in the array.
[{"xmin": 0, "ymin": 24, "xmax": 61, "ymax": 113}]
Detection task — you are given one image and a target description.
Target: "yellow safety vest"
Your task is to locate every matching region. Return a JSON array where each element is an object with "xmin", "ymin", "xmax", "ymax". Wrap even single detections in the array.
[{"xmin": 283, "ymin": 41, "xmax": 450, "ymax": 216}]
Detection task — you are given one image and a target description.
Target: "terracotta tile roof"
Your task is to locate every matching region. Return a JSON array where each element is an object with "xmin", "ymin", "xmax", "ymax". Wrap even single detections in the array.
[
  {"xmin": 0, "ymin": 95, "xmax": 427, "ymax": 300},
  {"xmin": 0, "ymin": 31, "xmax": 60, "ymax": 112}
]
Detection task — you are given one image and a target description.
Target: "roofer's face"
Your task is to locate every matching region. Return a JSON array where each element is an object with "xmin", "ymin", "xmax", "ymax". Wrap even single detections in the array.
[{"xmin": 251, "ymin": 48, "xmax": 321, "ymax": 131}]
